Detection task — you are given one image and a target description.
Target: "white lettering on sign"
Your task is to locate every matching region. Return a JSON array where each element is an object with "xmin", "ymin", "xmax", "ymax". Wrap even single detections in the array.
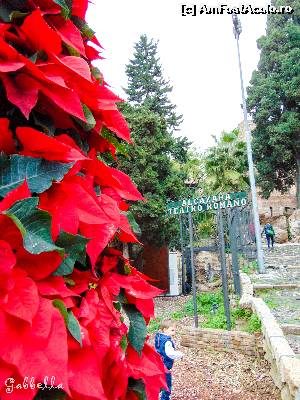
[
  {"xmin": 167, "ymin": 191, "xmax": 248, "ymax": 215},
  {"xmin": 219, "ymin": 201, "xmax": 226, "ymax": 209},
  {"xmin": 233, "ymin": 199, "xmax": 240, "ymax": 207}
]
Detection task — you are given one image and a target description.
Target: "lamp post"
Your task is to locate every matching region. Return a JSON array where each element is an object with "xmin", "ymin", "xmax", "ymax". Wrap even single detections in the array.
[{"xmin": 232, "ymin": 14, "xmax": 265, "ymax": 274}]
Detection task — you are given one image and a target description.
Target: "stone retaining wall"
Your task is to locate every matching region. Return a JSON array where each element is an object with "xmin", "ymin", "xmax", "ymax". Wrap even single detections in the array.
[
  {"xmin": 240, "ymin": 272, "xmax": 300, "ymax": 400},
  {"xmin": 181, "ymin": 327, "xmax": 263, "ymax": 357}
]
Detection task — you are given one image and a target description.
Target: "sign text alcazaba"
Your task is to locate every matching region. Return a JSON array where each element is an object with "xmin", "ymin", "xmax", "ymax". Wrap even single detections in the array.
[{"xmin": 167, "ymin": 191, "xmax": 248, "ymax": 216}]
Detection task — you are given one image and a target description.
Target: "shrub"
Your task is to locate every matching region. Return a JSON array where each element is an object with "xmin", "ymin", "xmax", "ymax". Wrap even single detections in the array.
[{"xmin": 0, "ymin": 1, "xmax": 165, "ymax": 399}]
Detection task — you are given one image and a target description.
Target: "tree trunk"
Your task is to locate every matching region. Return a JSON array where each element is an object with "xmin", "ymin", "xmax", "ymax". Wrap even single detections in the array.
[{"xmin": 296, "ymin": 157, "xmax": 300, "ymax": 208}]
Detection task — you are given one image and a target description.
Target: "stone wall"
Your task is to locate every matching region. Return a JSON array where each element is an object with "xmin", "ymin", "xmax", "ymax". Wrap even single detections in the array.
[
  {"xmin": 258, "ymin": 187, "xmax": 297, "ymax": 220},
  {"xmin": 258, "ymin": 189, "xmax": 299, "ymax": 243},
  {"xmin": 240, "ymin": 272, "xmax": 300, "ymax": 400},
  {"xmin": 181, "ymin": 326, "xmax": 263, "ymax": 357}
]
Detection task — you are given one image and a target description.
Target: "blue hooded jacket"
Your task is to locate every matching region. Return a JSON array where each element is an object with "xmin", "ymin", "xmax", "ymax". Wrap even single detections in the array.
[{"xmin": 154, "ymin": 332, "xmax": 175, "ymax": 370}]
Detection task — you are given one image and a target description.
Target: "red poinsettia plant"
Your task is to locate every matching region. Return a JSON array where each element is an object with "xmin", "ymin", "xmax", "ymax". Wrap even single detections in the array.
[{"xmin": 0, "ymin": 1, "xmax": 166, "ymax": 399}]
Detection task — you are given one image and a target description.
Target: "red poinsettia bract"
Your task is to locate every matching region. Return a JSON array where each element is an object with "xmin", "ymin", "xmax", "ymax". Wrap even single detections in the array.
[{"xmin": 0, "ymin": 1, "xmax": 165, "ymax": 399}]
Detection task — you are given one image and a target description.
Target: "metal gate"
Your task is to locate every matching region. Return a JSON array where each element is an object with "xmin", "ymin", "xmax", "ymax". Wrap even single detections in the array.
[{"xmin": 180, "ymin": 203, "xmax": 257, "ymax": 329}]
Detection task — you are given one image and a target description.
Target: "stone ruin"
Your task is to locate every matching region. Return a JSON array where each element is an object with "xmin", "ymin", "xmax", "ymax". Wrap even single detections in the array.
[
  {"xmin": 257, "ymin": 186, "xmax": 300, "ymax": 243},
  {"xmin": 194, "ymin": 251, "xmax": 221, "ymax": 291}
]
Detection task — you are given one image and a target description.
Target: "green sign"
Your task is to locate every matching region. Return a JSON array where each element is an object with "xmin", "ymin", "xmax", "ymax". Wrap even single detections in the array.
[{"xmin": 167, "ymin": 191, "xmax": 248, "ymax": 216}]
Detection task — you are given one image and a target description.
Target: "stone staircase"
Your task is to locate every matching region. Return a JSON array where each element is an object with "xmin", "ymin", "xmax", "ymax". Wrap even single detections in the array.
[
  {"xmin": 252, "ymin": 244, "xmax": 300, "ymax": 286},
  {"xmin": 264, "ymin": 243, "xmax": 300, "ymax": 267},
  {"xmin": 249, "ymin": 244, "xmax": 300, "ymax": 354}
]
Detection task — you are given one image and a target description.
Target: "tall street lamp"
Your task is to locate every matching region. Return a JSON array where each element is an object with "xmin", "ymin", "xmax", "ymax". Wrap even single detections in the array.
[{"xmin": 232, "ymin": 14, "xmax": 265, "ymax": 274}]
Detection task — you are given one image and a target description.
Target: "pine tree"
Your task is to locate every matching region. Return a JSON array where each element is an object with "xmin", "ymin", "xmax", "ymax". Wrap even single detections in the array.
[
  {"xmin": 125, "ymin": 34, "xmax": 183, "ymax": 130},
  {"xmin": 247, "ymin": 0, "xmax": 300, "ymax": 206},
  {"xmin": 119, "ymin": 104, "xmax": 187, "ymax": 247}
]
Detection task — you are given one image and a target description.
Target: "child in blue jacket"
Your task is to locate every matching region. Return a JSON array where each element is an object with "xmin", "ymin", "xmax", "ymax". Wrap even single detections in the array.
[{"xmin": 155, "ymin": 320, "xmax": 183, "ymax": 400}]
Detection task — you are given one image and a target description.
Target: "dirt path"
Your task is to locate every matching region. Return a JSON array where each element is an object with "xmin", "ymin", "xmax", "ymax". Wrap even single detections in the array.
[{"xmin": 154, "ymin": 297, "xmax": 280, "ymax": 400}]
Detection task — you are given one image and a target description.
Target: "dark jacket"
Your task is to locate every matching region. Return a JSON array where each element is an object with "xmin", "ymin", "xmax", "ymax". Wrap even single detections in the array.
[
  {"xmin": 263, "ymin": 223, "xmax": 275, "ymax": 237},
  {"xmin": 154, "ymin": 332, "xmax": 175, "ymax": 370}
]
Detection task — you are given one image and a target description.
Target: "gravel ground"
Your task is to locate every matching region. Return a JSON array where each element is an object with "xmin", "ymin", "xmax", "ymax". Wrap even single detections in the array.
[{"xmin": 154, "ymin": 296, "xmax": 280, "ymax": 400}]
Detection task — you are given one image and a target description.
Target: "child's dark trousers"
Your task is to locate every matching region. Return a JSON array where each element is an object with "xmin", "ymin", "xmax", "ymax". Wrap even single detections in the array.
[
  {"xmin": 161, "ymin": 372, "xmax": 172, "ymax": 400},
  {"xmin": 266, "ymin": 234, "xmax": 274, "ymax": 248}
]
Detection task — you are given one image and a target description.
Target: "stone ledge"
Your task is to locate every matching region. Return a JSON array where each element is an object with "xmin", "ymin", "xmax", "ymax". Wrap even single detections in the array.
[
  {"xmin": 254, "ymin": 283, "xmax": 300, "ymax": 290},
  {"xmin": 240, "ymin": 272, "xmax": 300, "ymax": 400},
  {"xmin": 281, "ymin": 325, "xmax": 300, "ymax": 336}
]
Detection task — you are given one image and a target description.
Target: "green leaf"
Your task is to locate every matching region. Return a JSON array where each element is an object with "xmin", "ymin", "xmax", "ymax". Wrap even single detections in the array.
[
  {"xmin": 113, "ymin": 301, "xmax": 121, "ymax": 312},
  {"xmin": 53, "ymin": 0, "xmax": 70, "ymax": 19},
  {"xmin": 53, "ymin": 300, "xmax": 82, "ymax": 346},
  {"xmin": 4, "ymin": 198, "xmax": 63, "ymax": 255},
  {"xmin": 128, "ymin": 378, "xmax": 147, "ymax": 400},
  {"xmin": 32, "ymin": 112, "xmax": 55, "ymax": 136},
  {"xmin": 64, "ymin": 277, "xmax": 75, "ymax": 286},
  {"xmin": 123, "ymin": 304, "xmax": 147, "ymax": 354},
  {"xmin": 72, "ymin": 16, "xmax": 95, "ymax": 39},
  {"xmin": 53, "ymin": 299, "xmax": 69, "ymax": 323},
  {"xmin": 91, "ymin": 66, "xmax": 103, "ymax": 84},
  {"xmin": 80, "ymin": 23, "xmax": 94, "ymax": 39},
  {"xmin": 64, "ymin": 43, "xmax": 80, "ymax": 57},
  {"xmin": 224, "ymin": 170, "xmax": 241, "ymax": 183},
  {"xmin": 222, "ymin": 131, "xmax": 238, "ymax": 143},
  {"xmin": 124, "ymin": 264, "xmax": 131, "ymax": 275},
  {"xmin": 102, "ymin": 128, "xmax": 129, "ymax": 157},
  {"xmin": 117, "ymin": 289, "xmax": 128, "ymax": 304},
  {"xmin": 75, "ymin": 104, "xmax": 96, "ymax": 131},
  {"xmin": 28, "ymin": 53, "xmax": 38, "ymax": 63},
  {"xmin": 0, "ymin": 154, "xmax": 73, "ymax": 197},
  {"xmin": 120, "ymin": 335, "xmax": 128, "ymax": 352},
  {"xmin": 53, "ymin": 232, "xmax": 89, "ymax": 276},
  {"xmin": 67, "ymin": 310, "xmax": 82, "ymax": 346},
  {"xmin": 125, "ymin": 211, "xmax": 141, "ymax": 235},
  {"xmin": 9, "ymin": 11, "xmax": 28, "ymax": 20}
]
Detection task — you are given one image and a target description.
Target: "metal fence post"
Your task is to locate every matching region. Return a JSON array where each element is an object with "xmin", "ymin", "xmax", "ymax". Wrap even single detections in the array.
[
  {"xmin": 217, "ymin": 209, "xmax": 231, "ymax": 330},
  {"xmin": 179, "ymin": 215, "xmax": 186, "ymax": 295},
  {"xmin": 228, "ymin": 208, "xmax": 241, "ymax": 296},
  {"xmin": 188, "ymin": 212, "xmax": 198, "ymax": 328}
]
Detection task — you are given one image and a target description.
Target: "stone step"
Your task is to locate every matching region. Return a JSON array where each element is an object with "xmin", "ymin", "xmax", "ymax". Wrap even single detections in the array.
[
  {"xmin": 254, "ymin": 283, "xmax": 300, "ymax": 290},
  {"xmin": 281, "ymin": 324, "xmax": 300, "ymax": 335},
  {"xmin": 286, "ymin": 265, "xmax": 300, "ymax": 270}
]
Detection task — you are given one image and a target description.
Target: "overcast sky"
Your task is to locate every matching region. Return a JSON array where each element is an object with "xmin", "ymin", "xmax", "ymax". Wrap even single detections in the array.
[{"xmin": 87, "ymin": 1, "xmax": 269, "ymax": 151}]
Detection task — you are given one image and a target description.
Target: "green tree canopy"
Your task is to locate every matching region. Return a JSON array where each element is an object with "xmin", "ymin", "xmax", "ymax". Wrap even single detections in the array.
[
  {"xmin": 124, "ymin": 34, "xmax": 183, "ymax": 131},
  {"xmin": 247, "ymin": 0, "xmax": 300, "ymax": 206},
  {"xmin": 119, "ymin": 104, "xmax": 187, "ymax": 246},
  {"xmin": 204, "ymin": 129, "xmax": 249, "ymax": 193}
]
